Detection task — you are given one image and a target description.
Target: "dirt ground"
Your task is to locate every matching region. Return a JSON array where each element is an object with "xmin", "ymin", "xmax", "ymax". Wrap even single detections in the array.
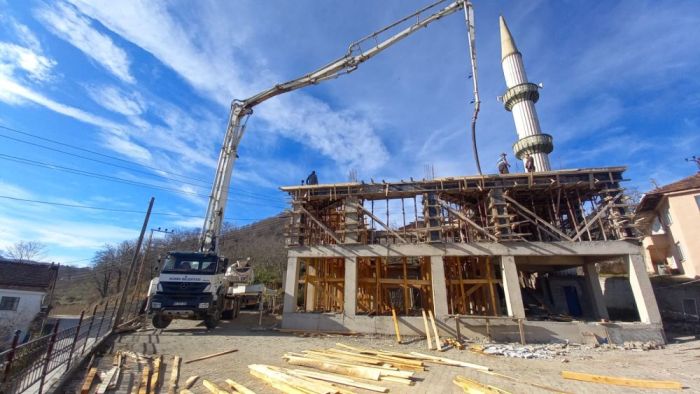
[{"xmin": 61, "ymin": 311, "xmax": 700, "ymax": 394}]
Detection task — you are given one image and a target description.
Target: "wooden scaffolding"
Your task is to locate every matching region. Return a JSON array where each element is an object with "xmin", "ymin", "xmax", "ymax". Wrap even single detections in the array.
[
  {"xmin": 296, "ymin": 258, "xmax": 345, "ymax": 313},
  {"xmin": 444, "ymin": 256, "xmax": 503, "ymax": 316}
]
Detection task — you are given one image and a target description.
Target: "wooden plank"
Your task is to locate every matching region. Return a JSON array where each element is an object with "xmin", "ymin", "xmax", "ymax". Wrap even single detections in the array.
[
  {"xmin": 391, "ymin": 308, "xmax": 402, "ymax": 344},
  {"xmin": 185, "ymin": 348, "xmax": 238, "ymax": 364},
  {"xmin": 334, "ymin": 343, "xmax": 424, "ymax": 360},
  {"xmin": 298, "ymin": 206, "xmax": 342, "ymax": 243},
  {"xmin": 184, "ymin": 376, "xmax": 199, "ymax": 389},
  {"xmin": 138, "ymin": 365, "xmax": 151, "ymax": 394},
  {"xmin": 409, "ymin": 352, "xmax": 491, "ymax": 371},
  {"xmin": 351, "ymin": 202, "xmax": 408, "ymax": 243},
  {"xmin": 179, "ymin": 390, "xmax": 194, "ymax": 394},
  {"xmin": 80, "ymin": 367, "xmax": 99, "ymax": 394},
  {"xmin": 288, "ymin": 354, "xmax": 413, "ymax": 378},
  {"xmin": 288, "ymin": 369, "xmax": 388, "ymax": 393},
  {"xmin": 379, "ymin": 376, "xmax": 414, "ymax": 386},
  {"xmin": 249, "ymin": 369, "xmax": 309, "ymax": 394},
  {"xmin": 324, "ymin": 349, "xmax": 424, "ymax": 369},
  {"xmin": 427, "ymin": 309, "xmax": 442, "ymax": 351},
  {"xmin": 202, "ymin": 379, "xmax": 229, "ymax": 394},
  {"xmin": 149, "ymin": 355, "xmax": 162, "ymax": 394},
  {"xmin": 225, "ymin": 378, "xmax": 257, "ymax": 394},
  {"xmin": 249, "ymin": 364, "xmax": 331, "ymax": 394},
  {"xmin": 453, "ymin": 375, "xmax": 510, "ymax": 393},
  {"xmin": 421, "ymin": 309, "xmax": 434, "ymax": 350},
  {"xmin": 168, "ymin": 356, "xmax": 182, "ymax": 394},
  {"xmin": 284, "ymin": 355, "xmax": 381, "ymax": 380},
  {"xmin": 477, "ymin": 370, "xmax": 571, "ymax": 393},
  {"xmin": 560, "ymin": 371, "xmax": 683, "ymax": 390},
  {"xmin": 96, "ymin": 367, "xmax": 118, "ymax": 394}
]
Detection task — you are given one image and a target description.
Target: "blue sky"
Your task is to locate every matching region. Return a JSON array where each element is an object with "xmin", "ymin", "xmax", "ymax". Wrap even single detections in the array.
[{"xmin": 0, "ymin": 0, "xmax": 698, "ymax": 266}]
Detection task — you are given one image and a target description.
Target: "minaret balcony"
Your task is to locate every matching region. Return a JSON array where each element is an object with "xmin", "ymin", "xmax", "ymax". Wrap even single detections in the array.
[
  {"xmin": 513, "ymin": 133, "xmax": 554, "ymax": 159},
  {"xmin": 502, "ymin": 82, "xmax": 540, "ymax": 111}
]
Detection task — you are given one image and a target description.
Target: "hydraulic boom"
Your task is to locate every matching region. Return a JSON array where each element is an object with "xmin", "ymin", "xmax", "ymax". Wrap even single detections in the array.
[{"xmin": 200, "ymin": 0, "xmax": 480, "ymax": 253}]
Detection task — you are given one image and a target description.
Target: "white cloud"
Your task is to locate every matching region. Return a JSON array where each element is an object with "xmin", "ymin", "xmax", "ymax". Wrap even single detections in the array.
[
  {"xmin": 0, "ymin": 180, "xmax": 34, "ymax": 200},
  {"xmin": 66, "ymin": 0, "xmax": 389, "ymax": 172},
  {"xmin": 100, "ymin": 134, "xmax": 152, "ymax": 162},
  {"xmin": 86, "ymin": 85, "xmax": 146, "ymax": 116},
  {"xmin": 0, "ymin": 42, "xmax": 56, "ymax": 82},
  {"xmin": 34, "ymin": 2, "xmax": 135, "ymax": 83},
  {"xmin": 0, "ymin": 75, "xmax": 124, "ymax": 132},
  {"xmin": 4, "ymin": 17, "xmax": 42, "ymax": 51}
]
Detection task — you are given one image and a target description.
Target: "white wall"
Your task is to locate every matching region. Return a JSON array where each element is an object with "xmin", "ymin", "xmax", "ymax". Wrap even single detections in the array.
[{"xmin": 0, "ymin": 288, "xmax": 46, "ymax": 343}]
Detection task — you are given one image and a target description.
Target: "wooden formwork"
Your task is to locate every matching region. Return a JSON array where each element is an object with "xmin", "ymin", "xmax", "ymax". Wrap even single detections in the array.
[
  {"xmin": 444, "ymin": 256, "xmax": 503, "ymax": 316},
  {"xmin": 356, "ymin": 257, "xmax": 433, "ymax": 316},
  {"xmin": 296, "ymin": 258, "xmax": 345, "ymax": 313}
]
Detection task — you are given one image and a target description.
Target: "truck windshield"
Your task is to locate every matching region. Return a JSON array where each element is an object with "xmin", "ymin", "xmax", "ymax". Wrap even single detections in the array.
[{"xmin": 162, "ymin": 257, "xmax": 217, "ymax": 274}]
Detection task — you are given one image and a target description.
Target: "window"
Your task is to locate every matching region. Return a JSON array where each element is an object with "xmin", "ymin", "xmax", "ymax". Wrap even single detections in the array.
[
  {"xmin": 661, "ymin": 207, "xmax": 673, "ymax": 226},
  {"xmin": 0, "ymin": 296, "xmax": 20, "ymax": 311},
  {"xmin": 676, "ymin": 241, "xmax": 686, "ymax": 262}
]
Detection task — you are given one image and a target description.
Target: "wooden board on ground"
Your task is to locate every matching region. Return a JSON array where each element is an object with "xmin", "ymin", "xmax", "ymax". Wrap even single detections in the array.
[
  {"xmin": 410, "ymin": 352, "xmax": 491, "ymax": 371},
  {"xmin": 478, "ymin": 370, "xmax": 571, "ymax": 393},
  {"xmin": 168, "ymin": 355, "xmax": 182, "ymax": 394},
  {"xmin": 185, "ymin": 348, "xmax": 238, "ymax": 364},
  {"xmin": 203, "ymin": 379, "xmax": 229, "ymax": 394},
  {"xmin": 288, "ymin": 369, "xmax": 388, "ymax": 393},
  {"xmin": 284, "ymin": 355, "xmax": 381, "ymax": 381},
  {"xmin": 149, "ymin": 355, "xmax": 162, "ymax": 393},
  {"xmin": 561, "ymin": 370, "xmax": 683, "ymax": 390},
  {"xmin": 80, "ymin": 367, "xmax": 99, "ymax": 394},
  {"xmin": 138, "ymin": 365, "xmax": 151, "ymax": 394},
  {"xmin": 96, "ymin": 367, "xmax": 118, "ymax": 394},
  {"xmin": 453, "ymin": 375, "xmax": 510, "ymax": 393},
  {"xmin": 185, "ymin": 375, "xmax": 199, "ymax": 389},
  {"xmin": 225, "ymin": 378, "xmax": 257, "ymax": 394}
]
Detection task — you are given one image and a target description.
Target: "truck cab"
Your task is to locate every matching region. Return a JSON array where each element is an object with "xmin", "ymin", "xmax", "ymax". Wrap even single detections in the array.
[{"xmin": 149, "ymin": 251, "xmax": 229, "ymax": 329}]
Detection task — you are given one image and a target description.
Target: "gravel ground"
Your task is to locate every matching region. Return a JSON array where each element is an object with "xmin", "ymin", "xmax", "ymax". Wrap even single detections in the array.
[{"xmin": 61, "ymin": 311, "xmax": 700, "ymax": 394}]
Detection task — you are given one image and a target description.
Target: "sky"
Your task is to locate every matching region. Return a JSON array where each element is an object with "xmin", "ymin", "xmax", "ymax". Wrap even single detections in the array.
[{"xmin": 0, "ymin": 0, "xmax": 698, "ymax": 266}]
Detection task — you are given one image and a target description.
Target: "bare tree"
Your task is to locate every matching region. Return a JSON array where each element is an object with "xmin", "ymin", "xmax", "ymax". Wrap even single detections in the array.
[{"xmin": 5, "ymin": 241, "xmax": 47, "ymax": 262}]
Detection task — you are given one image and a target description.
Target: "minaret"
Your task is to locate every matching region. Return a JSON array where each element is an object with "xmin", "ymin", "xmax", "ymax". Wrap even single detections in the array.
[{"xmin": 499, "ymin": 16, "xmax": 553, "ymax": 172}]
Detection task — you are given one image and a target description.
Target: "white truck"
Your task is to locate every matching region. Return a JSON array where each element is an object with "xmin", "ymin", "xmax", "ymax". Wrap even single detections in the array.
[{"xmin": 148, "ymin": 0, "xmax": 480, "ymax": 330}]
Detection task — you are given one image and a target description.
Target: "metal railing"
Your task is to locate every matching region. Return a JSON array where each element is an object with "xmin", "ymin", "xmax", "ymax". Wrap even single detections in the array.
[{"xmin": 0, "ymin": 297, "xmax": 136, "ymax": 394}]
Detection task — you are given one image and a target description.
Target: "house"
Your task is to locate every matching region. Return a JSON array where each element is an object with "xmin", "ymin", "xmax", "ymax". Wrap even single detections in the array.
[
  {"xmin": 0, "ymin": 258, "xmax": 59, "ymax": 347},
  {"xmin": 636, "ymin": 173, "xmax": 700, "ymax": 277}
]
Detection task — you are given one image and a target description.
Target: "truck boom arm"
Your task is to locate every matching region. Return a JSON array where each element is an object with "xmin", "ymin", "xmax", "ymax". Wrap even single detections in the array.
[{"xmin": 200, "ymin": 0, "xmax": 478, "ymax": 252}]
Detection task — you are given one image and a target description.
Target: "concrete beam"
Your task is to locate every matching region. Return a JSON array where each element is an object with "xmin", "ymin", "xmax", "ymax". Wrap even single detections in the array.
[
  {"xmin": 344, "ymin": 257, "xmax": 357, "ymax": 317},
  {"xmin": 283, "ymin": 257, "xmax": 298, "ymax": 314},
  {"xmin": 430, "ymin": 256, "xmax": 449, "ymax": 318},
  {"xmin": 288, "ymin": 240, "xmax": 641, "ymax": 258},
  {"xmin": 627, "ymin": 254, "xmax": 662, "ymax": 324},
  {"xmin": 501, "ymin": 256, "xmax": 525, "ymax": 319},
  {"xmin": 582, "ymin": 261, "xmax": 609, "ymax": 320}
]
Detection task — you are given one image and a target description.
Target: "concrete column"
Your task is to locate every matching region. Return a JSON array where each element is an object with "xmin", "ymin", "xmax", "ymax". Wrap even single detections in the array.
[
  {"xmin": 344, "ymin": 257, "xmax": 357, "ymax": 317},
  {"xmin": 429, "ymin": 256, "xmax": 449, "ymax": 318},
  {"xmin": 627, "ymin": 254, "xmax": 662, "ymax": 324},
  {"xmin": 501, "ymin": 255, "xmax": 525, "ymax": 318},
  {"xmin": 283, "ymin": 257, "xmax": 298, "ymax": 314},
  {"xmin": 583, "ymin": 262, "xmax": 609, "ymax": 320}
]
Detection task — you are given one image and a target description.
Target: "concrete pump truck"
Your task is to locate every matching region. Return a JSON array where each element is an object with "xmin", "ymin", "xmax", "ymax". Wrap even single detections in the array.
[{"xmin": 148, "ymin": 0, "xmax": 481, "ymax": 329}]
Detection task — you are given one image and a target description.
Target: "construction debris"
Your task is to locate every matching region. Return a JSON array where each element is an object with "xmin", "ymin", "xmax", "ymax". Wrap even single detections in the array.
[
  {"xmin": 168, "ymin": 356, "xmax": 182, "ymax": 394},
  {"xmin": 184, "ymin": 375, "xmax": 199, "ymax": 389},
  {"xmin": 225, "ymin": 378, "xmax": 257, "ymax": 394},
  {"xmin": 80, "ymin": 367, "xmax": 99, "ymax": 394},
  {"xmin": 202, "ymin": 379, "xmax": 229, "ymax": 394},
  {"xmin": 480, "ymin": 343, "xmax": 569, "ymax": 359}
]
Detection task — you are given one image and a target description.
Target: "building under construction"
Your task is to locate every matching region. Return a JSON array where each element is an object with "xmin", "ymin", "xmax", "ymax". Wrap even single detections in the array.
[{"xmin": 279, "ymin": 16, "xmax": 663, "ymax": 343}]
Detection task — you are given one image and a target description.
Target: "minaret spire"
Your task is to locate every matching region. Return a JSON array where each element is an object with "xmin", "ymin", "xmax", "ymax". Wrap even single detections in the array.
[{"xmin": 499, "ymin": 15, "xmax": 553, "ymax": 172}]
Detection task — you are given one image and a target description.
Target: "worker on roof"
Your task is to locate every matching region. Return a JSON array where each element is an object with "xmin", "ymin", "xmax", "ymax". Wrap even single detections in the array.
[
  {"xmin": 306, "ymin": 170, "xmax": 318, "ymax": 185},
  {"xmin": 524, "ymin": 153, "xmax": 535, "ymax": 173},
  {"xmin": 497, "ymin": 153, "xmax": 510, "ymax": 174}
]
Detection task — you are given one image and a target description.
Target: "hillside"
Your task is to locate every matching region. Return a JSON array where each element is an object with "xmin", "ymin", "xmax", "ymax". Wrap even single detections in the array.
[{"xmin": 52, "ymin": 213, "xmax": 288, "ymax": 313}]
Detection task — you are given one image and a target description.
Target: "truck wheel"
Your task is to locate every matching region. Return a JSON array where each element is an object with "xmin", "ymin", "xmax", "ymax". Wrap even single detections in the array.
[
  {"xmin": 221, "ymin": 309, "xmax": 233, "ymax": 320},
  {"xmin": 152, "ymin": 314, "xmax": 172, "ymax": 329}
]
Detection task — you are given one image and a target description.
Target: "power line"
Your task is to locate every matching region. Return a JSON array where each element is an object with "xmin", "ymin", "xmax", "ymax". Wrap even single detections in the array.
[
  {"xmin": 0, "ymin": 124, "xmax": 289, "ymax": 202},
  {"xmin": 0, "ymin": 153, "xmax": 287, "ymax": 209},
  {"xmin": 0, "ymin": 194, "xmax": 280, "ymax": 221}
]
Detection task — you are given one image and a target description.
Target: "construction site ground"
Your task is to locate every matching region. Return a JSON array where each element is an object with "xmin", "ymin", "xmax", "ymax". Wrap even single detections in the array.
[{"xmin": 63, "ymin": 311, "xmax": 700, "ymax": 393}]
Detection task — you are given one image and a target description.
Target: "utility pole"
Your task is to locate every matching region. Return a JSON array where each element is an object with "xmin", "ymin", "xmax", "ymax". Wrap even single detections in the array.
[
  {"xmin": 113, "ymin": 197, "xmax": 154, "ymax": 329},
  {"xmin": 128, "ymin": 227, "xmax": 174, "ymax": 317}
]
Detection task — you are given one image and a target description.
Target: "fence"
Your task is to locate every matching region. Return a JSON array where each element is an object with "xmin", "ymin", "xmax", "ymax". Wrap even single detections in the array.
[{"xmin": 0, "ymin": 296, "xmax": 142, "ymax": 394}]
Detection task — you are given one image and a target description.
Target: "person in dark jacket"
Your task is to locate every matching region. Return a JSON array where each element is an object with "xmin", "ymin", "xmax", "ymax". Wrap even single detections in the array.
[{"xmin": 306, "ymin": 170, "xmax": 318, "ymax": 185}]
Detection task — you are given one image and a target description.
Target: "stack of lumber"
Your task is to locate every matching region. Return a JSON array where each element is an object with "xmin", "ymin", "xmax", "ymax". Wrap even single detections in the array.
[{"xmin": 244, "ymin": 342, "xmax": 492, "ymax": 393}]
